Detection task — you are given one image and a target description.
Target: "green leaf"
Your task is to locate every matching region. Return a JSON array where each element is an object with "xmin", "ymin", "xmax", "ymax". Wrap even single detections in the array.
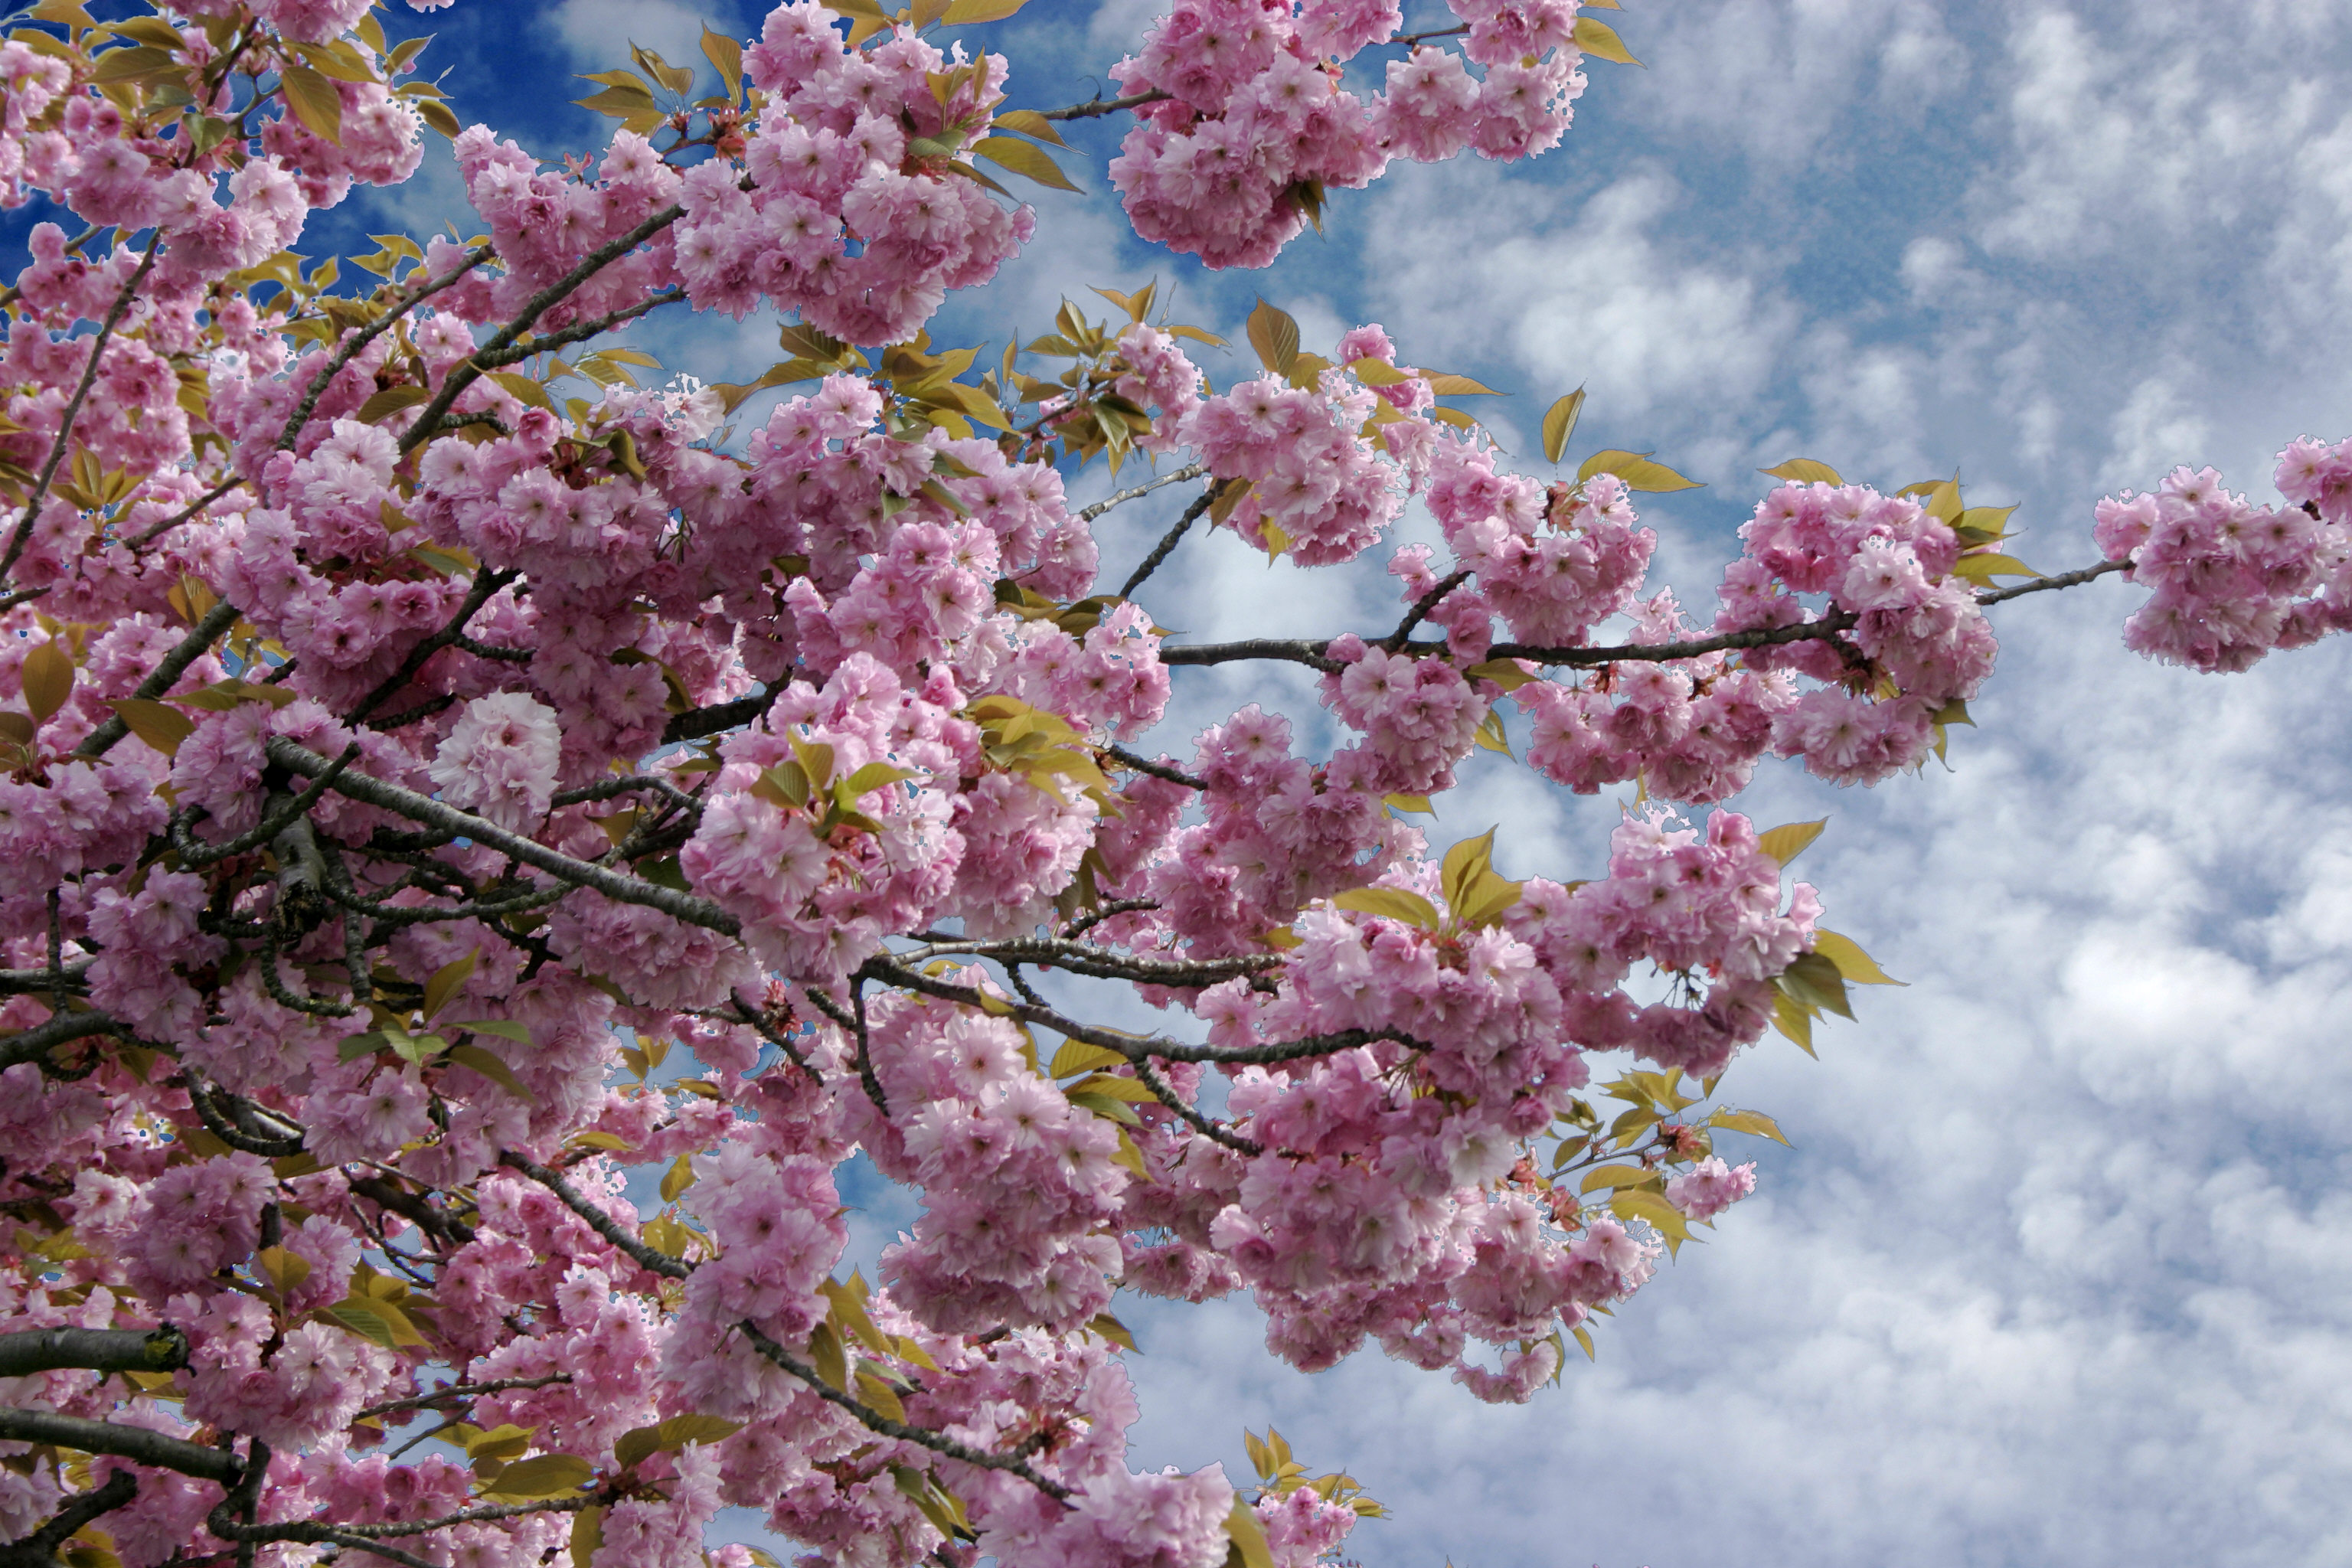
[
  {"xmin": 1065, "ymin": 1090, "xmax": 1142, "ymax": 1126},
  {"xmin": 1609, "ymin": 1188, "xmax": 1690, "ymax": 1253},
  {"xmin": 444, "ymin": 1042, "xmax": 534, "ymax": 1103},
  {"xmin": 1772, "ymin": 991, "xmax": 1816, "ymax": 1057},
  {"xmin": 569, "ymin": 1504, "xmax": 604, "ymax": 1568},
  {"xmin": 279, "ymin": 64, "xmax": 344, "ymax": 144},
  {"xmin": 1572, "ymin": 15, "xmax": 1642, "ymax": 64},
  {"xmin": 1541, "ymin": 387, "xmax": 1586, "ymax": 465},
  {"xmin": 1382, "ymin": 792, "xmax": 1435, "ymax": 815},
  {"xmin": 452, "ymin": 1018, "xmax": 532, "ymax": 1044},
  {"xmin": 357, "ymin": 386, "xmax": 430, "ymax": 423},
  {"xmin": 420, "ymin": 951, "xmax": 475, "ymax": 1021},
  {"xmin": 479, "ymin": 1453, "xmax": 593, "ymax": 1501},
  {"xmin": 465, "ymin": 1424, "xmax": 536, "ymax": 1463},
  {"xmin": 1811, "ymin": 929, "xmax": 1902, "ymax": 986},
  {"xmin": 1579, "ymin": 1165, "xmax": 1662, "ymax": 1194},
  {"xmin": 1246, "ymin": 299, "xmax": 1299, "ymax": 379},
  {"xmin": 808, "ymin": 1321, "xmax": 848, "ymax": 1391},
  {"xmin": 1577, "ymin": 449, "xmax": 1701, "ymax": 492},
  {"xmin": 659, "ymin": 1154, "xmax": 696, "ymax": 1203},
  {"xmin": 1776, "ymin": 951, "xmax": 1853, "ymax": 1020},
  {"xmin": 1329, "ymin": 887, "xmax": 1442, "ymax": 929},
  {"xmin": 1756, "ymin": 818, "xmax": 1826, "ymax": 866},
  {"xmin": 1761, "ymin": 458, "xmax": 1843, "ymax": 486},
  {"xmin": 322, "ymin": 1296, "xmax": 424, "ymax": 1349},
  {"xmin": 971, "ymin": 136, "xmax": 1080, "ymax": 191}
]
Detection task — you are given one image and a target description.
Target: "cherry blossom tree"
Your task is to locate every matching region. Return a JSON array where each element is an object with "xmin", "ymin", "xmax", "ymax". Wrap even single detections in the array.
[{"xmin": 0, "ymin": 1, "xmax": 2340, "ymax": 1565}]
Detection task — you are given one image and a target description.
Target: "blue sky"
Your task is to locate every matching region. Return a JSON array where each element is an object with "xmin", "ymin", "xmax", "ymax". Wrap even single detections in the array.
[{"xmin": 19, "ymin": 1, "xmax": 2352, "ymax": 1563}]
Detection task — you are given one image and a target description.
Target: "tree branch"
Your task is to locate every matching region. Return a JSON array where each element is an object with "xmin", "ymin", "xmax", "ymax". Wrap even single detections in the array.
[
  {"xmin": 265, "ymin": 737, "xmax": 741, "ymax": 936},
  {"xmin": 732, "ymin": 1322, "xmax": 1075, "ymax": 1502},
  {"xmin": 0, "ymin": 1326, "xmax": 188, "ymax": 1380},
  {"xmin": 0, "ymin": 1408, "xmax": 241, "ymax": 1484},
  {"xmin": 398, "ymin": 204, "xmax": 687, "ymax": 454},
  {"xmin": 496, "ymin": 1151, "xmax": 691, "ymax": 1281},
  {"xmin": 73, "ymin": 599, "xmax": 243, "ymax": 760},
  {"xmin": 0, "ymin": 234, "xmax": 163, "ymax": 585}
]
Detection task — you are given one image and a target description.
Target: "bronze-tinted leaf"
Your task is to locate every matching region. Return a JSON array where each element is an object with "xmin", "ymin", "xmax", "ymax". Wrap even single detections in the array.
[{"xmin": 21, "ymin": 641, "xmax": 73, "ymax": 724}]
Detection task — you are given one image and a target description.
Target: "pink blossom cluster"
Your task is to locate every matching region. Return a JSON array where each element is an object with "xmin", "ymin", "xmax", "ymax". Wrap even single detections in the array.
[
  {"xmin": 1394, "ymin": 459, "xmax": 2007, "ymax": 798},
  {"xmin": 1107, "ymin": 0, "xmax": 1589, "ymax": 267},
  {"xmin": 864, "ymin": 998, "xmax": 1130, "ymax": 1334},
  {"xmin": 1184, "ymin": 356, "xmax": 1432, "ymax": 566},
  {"xmin": 688, "ymin": 3, "xmax": 1033, "ymax": 341},
  {"xmin": 2094, "ymin": 438, "xmax": 2352, "ymax": 672}
]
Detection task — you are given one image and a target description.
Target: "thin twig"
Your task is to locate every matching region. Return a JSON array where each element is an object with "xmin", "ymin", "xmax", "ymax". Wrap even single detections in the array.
[
  {"xmin": 1118, "ymin": 483, "xmax": 1219, "ymax": 599},
  {"xmin": 399, "ymin": 205, "xmax": 687, "ymax": 454},
  {"xmin": 1039, "ymin": 87, "xmax": 1169, "ymax": 122},
  {"xmin": 0, "ymin": 233, "xmax": 164, "ymax": 584},
  {"xmin": 1080, "ymin": 461, "xmax": 1206, "ymax": 521}
]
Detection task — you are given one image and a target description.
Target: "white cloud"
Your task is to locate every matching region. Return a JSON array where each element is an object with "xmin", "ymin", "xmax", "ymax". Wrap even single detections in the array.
[
  {"xmin": 1362, "ymin": 163, "xmax": 1801, "ymax": 440},
  {"xmin": 547, "ymin": 0, "xmax": 716, "ymax": 87}
]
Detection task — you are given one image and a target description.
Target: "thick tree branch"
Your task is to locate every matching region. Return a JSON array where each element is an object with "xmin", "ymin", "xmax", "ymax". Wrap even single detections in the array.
[
  {"xmin": 0, "ymin": 1408, "xmax": 241, "ymax": 1484},
  {"xmin": 0, "ymin": 1326, "xmax": 188, "ymax": 1380}
]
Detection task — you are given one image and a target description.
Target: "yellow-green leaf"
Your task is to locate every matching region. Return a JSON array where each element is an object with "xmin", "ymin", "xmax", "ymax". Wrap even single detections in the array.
[
  {"xmin": 1810, "ymin": 929, "xmax": 1902, "ymax": 986},
  {"xmin": 21, "ymin": 641, "xmax": 73, "ymax": 724},
  {"xmin": 1246, "ymin": 299, "xmax": 1299, "ymax": 378},
  {"xmin": 1541, "ymin": 387, "xmax": 1586, "ymax": 465},
  {"xmin": 1707, "ymin": 1108, "xmax": 1790, "ymax": 1145},
  {"xmin": 991, "ymin": 107, "xmax": 1064, "ymax": 145},
  {"xmin": 420, "ymin": 951, "xmax": 475, "ymax": 1021},
  {"xmin": 1761, "ymin": 458, "xmax": 1843, "ymax": 486},
  {"xmin": 659, "ymin": 1154, "xmax": 696, "ymax": 1203},
  {"xmin": 1572, "ymin": 15, "xmax": 1642, "ymax": 64},
  {"xmin": 279, "ymin": 64, "xmax": 344, "ymax": 144},
  {"xmin": 479, "ymin": 1453, "xmax": 592, "ymax": 1501},
  {"xmin": 1330, "ymin": 887, "xmax": 1441, "ymax": 929},
  {"xmin": 1756, "ymin": 818, "xmax": 1826, "ymax": 866},
  {"xmin": 465, "ymin": 1424, "xmax": 536, "ymax": 1463},
  {"xmin": 1422, "ymin": 371, "xmax": 1498, "ymax": 397},
  {"xmin": 1088, "ymin": 1311, "xmax": 1138, "ymax": 1352},
  {"xmin": 1226, "ymin": 1501, "xmax": 1276, "ymax": 1568},
  {"xmin": 444, "ymin": 1042, "xmax": 534, "ymax": 1102},
  {"xmin": 971, "ymin": 136, "xmax": 1079, "ymax": 191},
  {"xmin": 1579, "ymin": 1165, "xmax": 1661, "ymax": 1194},
  {"xmin": 942, "ymin": 0, "xmax": 1030, "ymax": 20},
  {"xmin": 1383, "ymin": 792, "xmax": 1435, "ymax": 815},
  {"xmin": 700, "ymin": 25, "xmax": 742, "ymax": 101},
  {"xmin": 1950, "ymin": 552, "xmax": 2040, "ymax": 584},
  {"xmin": 1048, "ymin": 1040, "xmax": 1127, "ymax": 1079},
  {"xmin": 1775, "ymin": 951, "xmax": 1853, "ymax": 1020},
  {"xmin": 1578, "ymin": 449, "xmax": 1701, "ymax": 492},
  {"xmin": 808, "ymin": 1321, "xmax": 848, "ymax": 1391},
  {"xmin": 109, "ymin": 697, "xmax": 192, "ymax": 756},
  {"xmin": 569, "ymin": 1504, "xmax": 604, "ymax": 1568}
]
